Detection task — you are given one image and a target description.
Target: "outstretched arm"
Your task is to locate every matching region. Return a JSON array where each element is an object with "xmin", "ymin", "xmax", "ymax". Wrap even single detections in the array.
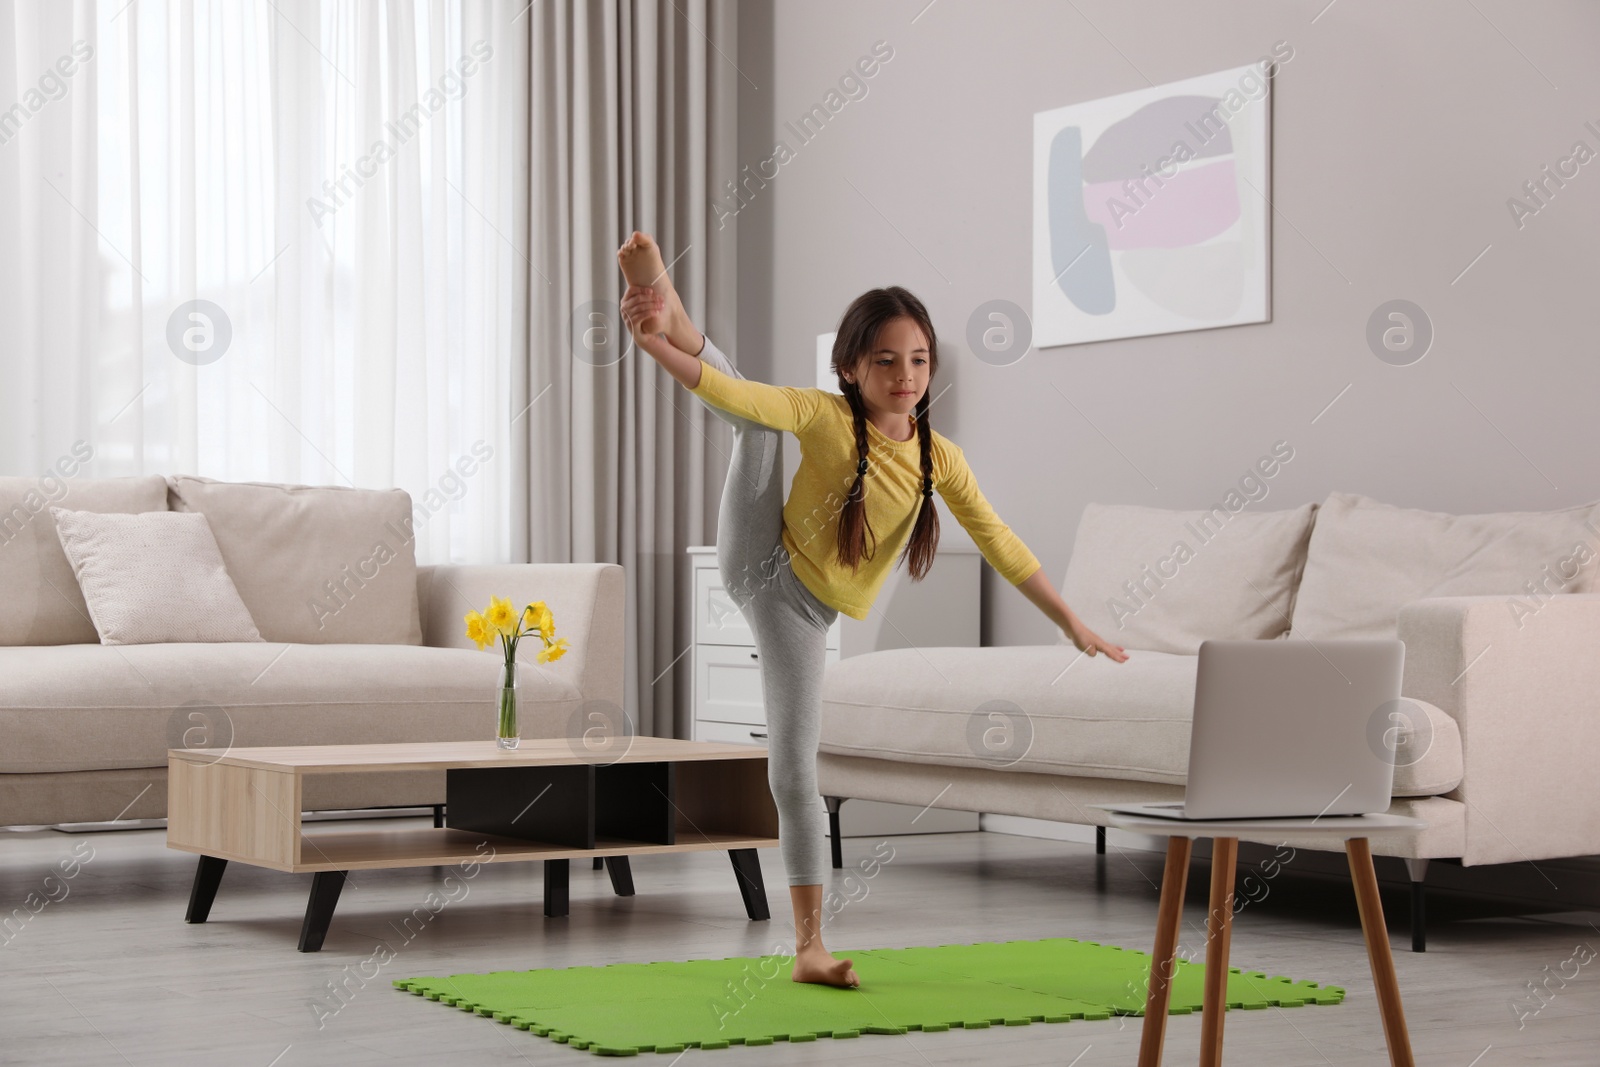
[
  {"xmin": 935, "ymin": 441, "xmax": 1128, "ymax": 662},
  {"xmin": 623, "ymin": 286, "xmax": 703, "ymax": 389},
  {"xmin": 1016, "ymin": 567, "xmax": 1129, "ymax": 662}
]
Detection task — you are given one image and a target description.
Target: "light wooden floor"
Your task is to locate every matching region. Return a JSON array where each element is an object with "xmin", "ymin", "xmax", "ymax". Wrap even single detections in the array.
[{"xmin": 2, "ymin": 818, "xmax": 1597, "ymax": 1066}]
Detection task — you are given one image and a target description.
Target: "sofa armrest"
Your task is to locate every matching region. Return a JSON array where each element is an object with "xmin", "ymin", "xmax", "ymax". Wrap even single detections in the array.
[
  {"xmin": 1397, "ymin": 593, "xmax": 1600, "ymax": 865},
  {"xmin": 416, "ymin": 564, "xmax": 626, "ymax": 711}
]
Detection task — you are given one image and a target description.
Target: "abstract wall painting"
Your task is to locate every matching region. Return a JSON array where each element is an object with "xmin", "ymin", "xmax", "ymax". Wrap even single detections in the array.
[{"xmin": 1032, "ymin": 64, "xmax": 1273, "ymax": 347}]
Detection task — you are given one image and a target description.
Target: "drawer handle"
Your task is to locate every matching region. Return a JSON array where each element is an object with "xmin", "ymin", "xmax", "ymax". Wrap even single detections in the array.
[
  {"xmin": 749, "ymin": 731, "xmax": 768, "ymax": 739},
  {"xmin": 749, "ymin": 652, "xmax": 759, "ymax": 660}
]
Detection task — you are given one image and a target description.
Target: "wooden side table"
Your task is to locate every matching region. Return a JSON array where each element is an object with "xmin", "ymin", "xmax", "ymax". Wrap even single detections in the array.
[{"xmin": 1095, "ymin": 809, "xmax": 1425, "ymax": 1067}]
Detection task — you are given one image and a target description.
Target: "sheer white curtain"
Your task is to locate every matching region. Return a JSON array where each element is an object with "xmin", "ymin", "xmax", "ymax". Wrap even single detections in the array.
[{"xmin": 1, "ymin": 0, "xmax": 527, "ymax": 565}]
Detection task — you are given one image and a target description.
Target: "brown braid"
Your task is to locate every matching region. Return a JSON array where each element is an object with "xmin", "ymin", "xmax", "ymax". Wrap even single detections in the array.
[
  {"xmin": 834, "ymin": 381, "xmax": 879, "ymax": 572},
  {"xmin": 897, "ymin": 391, "xmax": 941, "ymax": 580}
]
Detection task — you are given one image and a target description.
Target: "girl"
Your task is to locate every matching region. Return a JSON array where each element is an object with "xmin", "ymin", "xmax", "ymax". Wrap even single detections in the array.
[{"xmin": 617, "ymin": 231, "xmax": 1129, "ymax": 989}]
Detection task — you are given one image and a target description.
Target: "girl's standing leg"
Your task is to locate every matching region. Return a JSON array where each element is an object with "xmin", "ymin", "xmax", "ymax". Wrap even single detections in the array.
[
  {"xmin": 741, "ymin": 564, "xmax": 856, "ymax": 986},
  {"xmin": 693, "ymin": 336, "xmax": 859, "ymax": 988}
]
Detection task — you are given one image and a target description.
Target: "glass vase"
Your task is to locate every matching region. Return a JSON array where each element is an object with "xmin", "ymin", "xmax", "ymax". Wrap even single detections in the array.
[{"xmin": 496, "ymin": 659, "xmax": 520, "ymax": 750}]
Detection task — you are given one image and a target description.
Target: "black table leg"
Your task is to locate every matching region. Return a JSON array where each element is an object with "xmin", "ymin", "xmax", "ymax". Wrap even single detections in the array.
[
  {"xmin": 298, "ymin": 870, "xmax": 347, "ymax": 952},
  {"xmin": 1411, "ymin": 879, "xmax": 1427, "ymax": 953},
  {"xmin": 432, "ymin": 804, "xmax": 445, "ymax": 828},
  {"xmin": 824, "ymin": 796, "xmax": 845, "ymax": 870},
  {"xmin": 604, "ymin": 856, "xmax": 635, "ymax": 896},
  {"xmin": 593, "ymin": 856, "xmax": 605, "ymax": 870},
  {"xmin": 185, "ymin": 856, "xmax": 228, "ymax": 924},
  {"xmin": 728, "ymin": 848, "xmax": 769, "ymax": 921},
  {"xmin": 545, "ymin": 858, "xmax": 570, "ymax": 917}
]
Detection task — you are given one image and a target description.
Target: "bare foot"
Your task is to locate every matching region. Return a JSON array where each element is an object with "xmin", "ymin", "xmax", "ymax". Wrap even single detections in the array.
[
  {"xmin": 792, "ymin": 949, "xmax": 859, "ymax": 988},
  {"xmin": 616, "ymin": 230, "xmax": 700, "ymax": 353}
]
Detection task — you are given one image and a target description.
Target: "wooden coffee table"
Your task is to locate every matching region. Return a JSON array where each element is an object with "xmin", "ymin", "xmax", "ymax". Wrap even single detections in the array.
[{"xmin": 167, "ymin": 738, "xmax": 780, "ymax": 951}]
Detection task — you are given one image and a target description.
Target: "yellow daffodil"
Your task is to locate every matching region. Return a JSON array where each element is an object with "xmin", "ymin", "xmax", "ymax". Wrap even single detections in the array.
[
  {"xmin": 463, "ymin": 610, "xmax": 491, "ymax": 651},
  {"xmin": 523, "ymin": 600, "xmax": 555, "ymax": 639},
  {"xmin": 537, "ymin": 637, "xmax": 570, "ymax": 664},
  {"xmin": 485, "ymin": 595, "xmax": 516, "ymax": 636}
]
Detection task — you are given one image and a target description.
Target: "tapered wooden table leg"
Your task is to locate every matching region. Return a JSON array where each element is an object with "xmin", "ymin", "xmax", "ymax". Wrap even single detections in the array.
[
  {"xmin": 185, "ymin": 856, "xmax": 228, "ymax": 924},
  {"xmin": 298, "ymin": 870, "xmax": 347, "ymax": 952},
  {"xmin": 604, "ymin": 855, "xmax": 635, "ymax": 896},
  {"xmin": 1347, "ymin": 838, "xmax": 1415, "ymax": 1067},
  {"xmin": 1200, "ymin": 838, "xmax": 1239, "ymax": 1067},
  {"xmin": 728, "ymin": 848, "xmax": 770, "ymax": 921},
  {"xmin": 1138, "ymin": 836, "xmax": 1193, "ymax": 1067}
]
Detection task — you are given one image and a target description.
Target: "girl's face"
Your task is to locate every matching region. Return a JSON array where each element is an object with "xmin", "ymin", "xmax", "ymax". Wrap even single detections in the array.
[{"xmin": 841, "ymin": 316, "xmax": 931, "ymax": 419}]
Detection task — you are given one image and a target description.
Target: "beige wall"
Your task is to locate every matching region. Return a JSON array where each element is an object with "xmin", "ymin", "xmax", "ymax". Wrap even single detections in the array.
[{"xmin": 731, "ymin": 0, "xmax": 1600, "ymax": 646}]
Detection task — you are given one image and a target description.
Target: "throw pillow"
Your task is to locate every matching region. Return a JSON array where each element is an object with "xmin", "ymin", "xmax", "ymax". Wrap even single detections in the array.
[
  {"xmin": 50, "ymin": 508, "xmax": 264, "ymax": 645},
  {"xmin": 1289, "ymin": 491, "xmax": 1600, "ymax": 640},
  {"xmin": 0, "ymin": 474, "xmax": 170, "ymax": 645},
  {"xmin": 166, "ymin": 476, "xmax": 423, "ymax": 645},
  {"xmin": 1060, "ymin": 501, "xmax": 1318, "ymax": 655}
]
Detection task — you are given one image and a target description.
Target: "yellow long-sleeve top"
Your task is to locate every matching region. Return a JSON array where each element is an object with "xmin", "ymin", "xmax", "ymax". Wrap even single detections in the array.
[{"xmin": 689, "ymin": 360, "xmax": 1043, "ymax": 620}]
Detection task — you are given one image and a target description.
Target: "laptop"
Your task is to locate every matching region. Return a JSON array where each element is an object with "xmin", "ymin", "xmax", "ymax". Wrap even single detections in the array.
[{"xmin": 1101, "ymin": 638, "xmax": 1406, "ymax": 821}]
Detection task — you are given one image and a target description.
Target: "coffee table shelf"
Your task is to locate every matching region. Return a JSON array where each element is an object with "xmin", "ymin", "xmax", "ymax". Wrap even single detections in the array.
[{"xmin": 168, "ymin": 738, "xmax": 783, "ymax": 951}]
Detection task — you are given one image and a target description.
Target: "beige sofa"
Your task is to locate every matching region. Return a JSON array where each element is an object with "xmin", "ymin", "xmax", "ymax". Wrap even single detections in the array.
[
  {"xmin": 818, "ymin": 491, "xmax": 1600, "ymax": 950},
  {"xmin": 0, "ymin": 474, "xmax": 625, "ymax": 827}
]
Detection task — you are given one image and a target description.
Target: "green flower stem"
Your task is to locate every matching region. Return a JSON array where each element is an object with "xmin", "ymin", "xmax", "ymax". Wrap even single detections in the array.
[
  {"xmin": 497, "ymin": 681, "xmax": 517, "ymax": 739},
  {"xmin": 498, "ymin": 637, "xmax": 518, "ymax": 740}
]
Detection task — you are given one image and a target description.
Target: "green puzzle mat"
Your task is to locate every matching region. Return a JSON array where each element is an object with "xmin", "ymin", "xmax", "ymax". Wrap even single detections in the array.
[{"xmin": 394, "ymin": 938, "xmax": 1343, "ymax": 1056}]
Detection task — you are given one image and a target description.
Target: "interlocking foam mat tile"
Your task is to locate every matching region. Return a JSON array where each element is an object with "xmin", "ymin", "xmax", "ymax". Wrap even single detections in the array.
[{"xmin": 394, "ymin": 937, "xmax": 1343, "ymax": 1056}]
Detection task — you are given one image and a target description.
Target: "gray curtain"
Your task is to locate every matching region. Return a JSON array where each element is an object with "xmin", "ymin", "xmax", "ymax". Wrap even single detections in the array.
[{"xmin": 522, "ymin": 0, "xmax": 741, "ymax": 739}]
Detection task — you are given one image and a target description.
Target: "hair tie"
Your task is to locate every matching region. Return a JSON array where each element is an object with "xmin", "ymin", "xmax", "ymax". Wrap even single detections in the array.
[
  {"xmin": 923, "ymin": 476, "xmax": 934, "ymax": 498},
  {"xmin": 857, "ymin": 458, "xmax": 869, "ymax": 476}
]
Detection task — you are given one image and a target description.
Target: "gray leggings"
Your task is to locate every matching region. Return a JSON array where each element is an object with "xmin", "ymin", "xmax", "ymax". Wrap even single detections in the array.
[{"xmin": 696, "ymin": 337, "xmax": 839, "ymax": 887}]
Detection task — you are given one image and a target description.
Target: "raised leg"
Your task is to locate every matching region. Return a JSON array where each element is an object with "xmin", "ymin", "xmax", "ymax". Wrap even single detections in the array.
[
  {"xmin": 298, "ymin": 870, "xmax": 347, "ymax": 952},
  {"xmin": 544, "ymin": 858, "xmax": 570, "ymax": 917},
  {"xmin": 185, "ymin": 856, "xmax": 228, "ymax": 924},
  {"xmin": 825, "ymin": 796, "xmax": 845, "ymax": 870},
  {"xmin": 1405, "ymin": 857, "xmax": 1428, "ymax": 953},
  {"xmin": 605, "ymin": 856, "xmax": 635, "ymax": 896},
  {"xmin": 1096, "ymin": 825, "xmax": 1106, "ymax": 855},
  {"xmin": 1200, "ymin": 838, "xmax": 1239, "ymax": 1067},
  {"xmin": 1348, "ymin": 838, "xmax": 1415, "ymax": 1067},
  {"xmin": 1138, "ymin": 836, "xmax": 1193, "ymax": 1067},
  {"xmin": 729, "ymin": 848, "xmax": 770, "ymax": 921}
]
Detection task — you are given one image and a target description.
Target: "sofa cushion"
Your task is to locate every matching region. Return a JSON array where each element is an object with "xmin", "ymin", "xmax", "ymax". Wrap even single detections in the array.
[
  {"xmin": 1290, "ymin": 491, "xmax": 1600, "ymax": 640},
  {"xmin": 819, "ymin": 646, "xmax": 1462, "ymax": 798},
  {"xmin": 0, "ymin": 475, "xmax": 170, "ymax": 647},
  {"xmin": 1060, "ymin": 501, "xmax": 1318, "ymax": 655},
  {"xmin": 167, "ymin": 476, "xmax": 423, "ymax": 645},
  {"xmin": 51, "ymin": 508, "xmax": 264, "ymax": 645},
  {"xmin": 0, "ymin": 643, "xmax": 583, "ymax": 773}
]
